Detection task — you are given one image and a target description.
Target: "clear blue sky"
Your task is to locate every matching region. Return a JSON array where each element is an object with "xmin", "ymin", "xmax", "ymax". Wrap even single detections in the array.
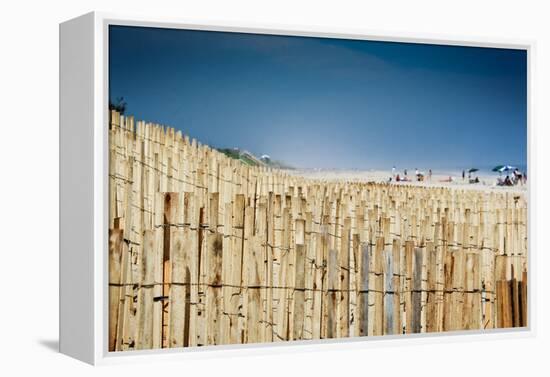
[{"xmin": 109, "ymin": 26, "xmax": 527, "ymax": 170}]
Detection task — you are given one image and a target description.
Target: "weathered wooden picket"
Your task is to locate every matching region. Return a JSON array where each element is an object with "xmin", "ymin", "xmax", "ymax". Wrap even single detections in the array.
[{"xmin": 108, "ymin": 111, "xmax": 528, "ymax": 351}]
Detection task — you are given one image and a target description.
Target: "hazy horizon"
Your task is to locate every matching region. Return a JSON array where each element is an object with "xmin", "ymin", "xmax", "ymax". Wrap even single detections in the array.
[{"xmin": 109, "ymin": 26, "xmax": 527, "ymax": 170}]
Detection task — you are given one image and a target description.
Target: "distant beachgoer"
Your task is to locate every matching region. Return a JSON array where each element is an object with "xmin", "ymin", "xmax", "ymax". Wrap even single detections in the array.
[
  {"xmin": 392, "ymin": 166, "xmax": 396, "ymax": 178},
  {"xmin": 513, "ymin": 169, "xmax": 523, "ymax": 185},
  {"xmin": 404, "ymin": 169, "xmax": 408, "ymax": 177},
  {"xmin": 428, "ymin": 169, "xmax": 432, "ymax": 181},
  {"xmin": 396, "ymin": 174, "xmax": 401, "ymax": 182},
  {"xmin": 462, "ymin": 170, "xmax": 465, "ymax": 181},
  {"xmin": 504, "ymin": 175, "xmax": 512, "ymax": 186},
  {"xmin": 521, "ymin": 172, "xmax": 525, "ymax": 185}
]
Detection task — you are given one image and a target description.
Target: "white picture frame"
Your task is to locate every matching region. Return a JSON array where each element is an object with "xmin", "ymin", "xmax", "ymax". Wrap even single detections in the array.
[{"xmin": 59, "ymin": 11, "xmax": 535, "ymax": 365}]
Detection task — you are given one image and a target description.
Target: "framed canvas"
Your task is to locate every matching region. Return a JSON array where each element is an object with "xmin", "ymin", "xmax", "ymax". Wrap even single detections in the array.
[{"xmin": 59, "ymin": 12, "xmax": 534, "ymax": 365}]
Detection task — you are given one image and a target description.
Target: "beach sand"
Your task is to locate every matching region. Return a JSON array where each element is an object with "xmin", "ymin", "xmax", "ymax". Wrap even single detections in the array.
[{"xmin": 283, "ymin": 168, "xmax": 527, "ymax": 193}]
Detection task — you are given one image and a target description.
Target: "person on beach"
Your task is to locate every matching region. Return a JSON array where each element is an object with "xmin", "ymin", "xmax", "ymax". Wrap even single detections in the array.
[
  {"xmin": 462, "ymin": 170, "xmax": 465, "ymax": 181},
  {"xmin": 428, "ymin": 169, "xmax": 432, "ymax": 181},
  {"xmin": 392, "ymin": 166, "xmax": 396, "ymax": 178},
  {"xmin": 404, "ymin": 169, "xmax": 407, "ymax": 177},
  {"xmin": 514, "ymin": 169, "xmax": 523, "ymax": 185}
]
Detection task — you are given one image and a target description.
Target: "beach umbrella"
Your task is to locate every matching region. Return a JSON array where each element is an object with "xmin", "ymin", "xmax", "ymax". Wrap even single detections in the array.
[
  {"xmin": 468, "ymin": 168, "xmax": 479, "ymax": 173},
  {"xmin": 492, "ymin": 165, "xmax": 516, "ymax": 173}
]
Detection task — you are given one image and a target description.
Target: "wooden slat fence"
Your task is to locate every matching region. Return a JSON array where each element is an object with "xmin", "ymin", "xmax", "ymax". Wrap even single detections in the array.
[{"xmin": 108, "ymin": 111, "xmax": 528, "ymax": 351}]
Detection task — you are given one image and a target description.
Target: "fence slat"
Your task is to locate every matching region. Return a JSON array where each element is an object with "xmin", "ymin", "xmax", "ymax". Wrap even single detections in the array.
[
  {"xmin": 373, "ymin": 237, "xmax": 385, "ymax": 336},
  {"xmin": 338, "ymin": 218, "xmax": 351, "ymax": 337},
  {"xmin": 108, "ymin": 228, "xmax": 124, "ymax": 351},
  {"xmin": 327, "ymin": 249, "xmax": 338, "ymax": 339},
  {"xmin": 412, "ymin": 247, "xmax": 423, "ymax": 333},
  {"xmin": 384, "ymin": 248, "xmax": 394, "ymax": 335},
  {"xmin": 206, "ymin": 232, "xmax": 223, "ymax": 345},
  {"xmin": 358, "ymin": 243, "xmax": 370, "ymax": 336},
  {"xmin": 136, "ymin": 230, "xmax": 155, "ymax": 349}
]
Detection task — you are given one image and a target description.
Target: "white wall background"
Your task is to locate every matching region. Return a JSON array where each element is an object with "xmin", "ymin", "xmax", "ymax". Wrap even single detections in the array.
[{"xmin": 0, "ymin": 0, "xmax": 548, "ymax": 374}]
